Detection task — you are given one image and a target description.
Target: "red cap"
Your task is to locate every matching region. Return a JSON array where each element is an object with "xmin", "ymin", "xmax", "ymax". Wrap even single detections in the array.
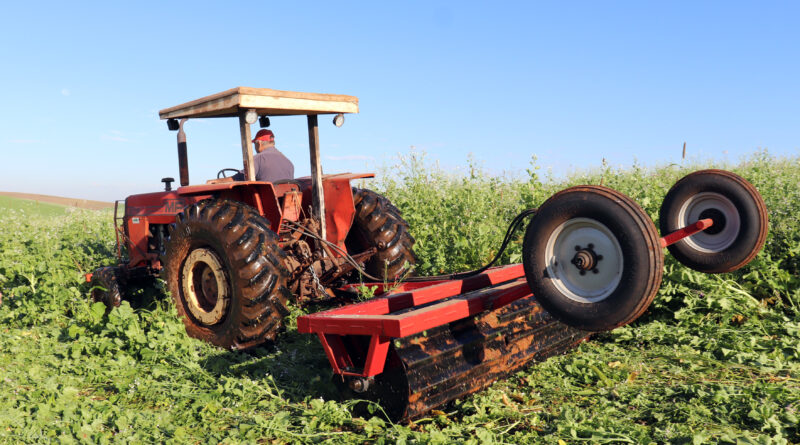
[{"xmin": 252, "ymin": 129, "xmax": 274, "ymax": 142}]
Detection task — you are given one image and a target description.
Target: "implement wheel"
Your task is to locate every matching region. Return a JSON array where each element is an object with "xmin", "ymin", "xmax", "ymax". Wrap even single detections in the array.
[
  {"xmin": 522, "ymin": 186, "xmax": 664, "ymax": 332},
  {"xmin": 659, "ymin": 169, "xmax": 768, "ymax": 274},
  {"xmin": 90, "ymin": 266, "xmax": 123, "ymax": 309},
  {"xmin": 161, "ymin": 199, "xmax": 291, "ymax": 350},
  {"xmin": 346, "ymin": 188, "xmax": 417, "ymax": 280}
]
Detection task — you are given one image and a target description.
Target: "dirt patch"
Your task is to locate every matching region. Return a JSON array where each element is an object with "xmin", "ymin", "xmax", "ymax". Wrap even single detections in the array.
[{"xmin": 0, "ymin": 191, "xmax": 113, "ymax": 210}]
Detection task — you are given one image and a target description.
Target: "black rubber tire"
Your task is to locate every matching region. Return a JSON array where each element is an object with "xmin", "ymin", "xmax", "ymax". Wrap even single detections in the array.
[
  {"xmin": 659, "ymin": 169, "xmax": 768, "ymax": 274},
  {"xmin": 522, "ymin": 186, "xmax": 664, "ymax": 332},
  {"xmin": 90, "ymin": 266, "xmax": 123, "ymax": 308},
  {"xmin": 161, "ymin": 199, "xmax": 291, "ymax": 350},
  {"xmin": 346, "ymin": 188, "xmax": 417, "ymax": 280}
]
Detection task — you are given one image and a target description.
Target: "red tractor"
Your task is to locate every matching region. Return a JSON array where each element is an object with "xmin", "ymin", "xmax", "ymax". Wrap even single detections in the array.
[
  {"xmin": 89, "ymin": 87, "xmax": 416, "ymax": 349},
  {"xmin": 88, "ymin": 87, "xmax": 769, "ymax": 420}
]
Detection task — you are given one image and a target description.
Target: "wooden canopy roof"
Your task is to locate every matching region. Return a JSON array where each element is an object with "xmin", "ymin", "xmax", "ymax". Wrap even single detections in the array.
[{"xmin": 158, "ymin": 87, "xmax": 359, "ymax": 119}]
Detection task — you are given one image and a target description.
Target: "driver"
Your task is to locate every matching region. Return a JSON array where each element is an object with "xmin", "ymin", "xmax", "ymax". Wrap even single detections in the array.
[
  {"xmin": 252, "ymin": 129, "xmax": 294, "ymax": 182},
  {"xmin": 235, "ymin": 129, "xmax": 294, "ymax": 182}
]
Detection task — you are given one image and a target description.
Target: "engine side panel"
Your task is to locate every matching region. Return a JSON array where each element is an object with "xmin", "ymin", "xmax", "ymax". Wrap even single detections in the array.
[{"xmin": 124, "ymin": 191, "xmax": 209, "ymax": 268}]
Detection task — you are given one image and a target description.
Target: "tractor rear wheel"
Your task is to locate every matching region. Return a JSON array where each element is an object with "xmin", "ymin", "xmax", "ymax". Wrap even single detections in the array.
[
  {"xmin": 346, "ymin": 188, "xmax": 417, "ymax": 280},
  {"xmin": 522, "ymin": 186, "xmax": 664, "ymax": 332},
  {"xmin": 161, "ymin": 199, "xmax": 291, "ymax": 350},
  {"xmin": 659, "ymin": 169, "xmax": 768, "ymax": 274}
]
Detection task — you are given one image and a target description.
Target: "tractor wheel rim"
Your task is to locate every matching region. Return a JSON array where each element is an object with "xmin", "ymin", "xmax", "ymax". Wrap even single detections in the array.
[
  {"xmin": 181, "ymin": 248, "xmax": 230, "ymax": 325},
  {"xmin": 677, "ymin": 192, "xmax": 740, "ymax": 253},
  {"xmin": 544, "ymin": 217, "xmax": 623, "ymax": 303}
]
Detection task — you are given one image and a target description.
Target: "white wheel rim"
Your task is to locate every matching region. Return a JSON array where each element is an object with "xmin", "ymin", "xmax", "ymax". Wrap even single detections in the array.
[
  {"xmin": 181, "ymin": 248, "xmax": 230, "ymax": 325},
  {"xmin": 544, "ymin": 218, "xmax": 623, "ymax": 304},
  {"xmin": 677, "ymin": 192, "xmax": 740, "ymax": 253}
]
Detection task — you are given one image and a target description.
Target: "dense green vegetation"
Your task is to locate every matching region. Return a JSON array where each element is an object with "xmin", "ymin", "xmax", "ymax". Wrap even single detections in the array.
[{"xmin": 1, "ymin": 151, "xmax": 798, "ymax": 443}]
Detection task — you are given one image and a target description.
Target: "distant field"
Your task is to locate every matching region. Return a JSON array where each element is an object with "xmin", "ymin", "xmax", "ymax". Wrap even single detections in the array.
[
  {"xmin": 0, "ymin": 195, "xmax": 70, "ymax": 217},
  {"xmin": 0, "ymin": 191, "xmax": 112, "ymax": 211}
]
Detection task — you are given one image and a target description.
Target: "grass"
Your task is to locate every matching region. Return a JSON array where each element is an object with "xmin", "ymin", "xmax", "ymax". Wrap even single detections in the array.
[{"xmin": 0, "ymin": 150, "xmax": 798, "ymax": 443}]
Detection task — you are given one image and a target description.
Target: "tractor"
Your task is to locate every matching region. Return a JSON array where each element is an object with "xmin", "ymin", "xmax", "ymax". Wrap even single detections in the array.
[
  {"xmin": 88, "ymin": 87, "xmax": 769, "ymax": 420},
  {"xmin": 88, "ymin": 87, "xmax": 416, "ymax": 349}
]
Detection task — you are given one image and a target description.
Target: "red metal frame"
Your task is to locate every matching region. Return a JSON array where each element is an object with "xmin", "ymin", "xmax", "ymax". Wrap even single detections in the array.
[
  {"xmin": 298, "ymin": 218, "xmax": 716, "ymax": 379},
  {"xmin": 297, "ymin": 264, "xmax": 529, "ymax": 377},
  {"xmin": 113, "ymin": 200, "xmax": 124, "ymax": 261},
  {"xmin": 118, "ymin": 173, "xmax": 375, "ymax": 269},
  {"xmin": 660, "ymin": 218, "xmax": 713, "ymax": 248}
]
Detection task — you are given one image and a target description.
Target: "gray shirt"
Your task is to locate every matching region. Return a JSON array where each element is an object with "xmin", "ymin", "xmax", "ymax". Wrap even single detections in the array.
[{"xmin": 237, "ymin": 147, "xmax": 294, "ymax": 182}]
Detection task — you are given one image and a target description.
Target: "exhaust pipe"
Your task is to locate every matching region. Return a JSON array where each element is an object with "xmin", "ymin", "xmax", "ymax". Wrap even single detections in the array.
[{"xmin": 177, "ymin": 118, "xmax": 189, "ymax": 186}]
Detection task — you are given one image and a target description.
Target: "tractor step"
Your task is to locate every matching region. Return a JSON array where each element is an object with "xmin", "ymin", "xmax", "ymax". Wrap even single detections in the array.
[{"xmin": 298, "ymin": 264, "xmax": 589, "ymax": 420}]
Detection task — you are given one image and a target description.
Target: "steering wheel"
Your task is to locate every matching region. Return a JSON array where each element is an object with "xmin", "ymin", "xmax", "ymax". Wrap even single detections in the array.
[{"xmin": 217, "ymin": 168, "xmax": 240, "ymax": 179}]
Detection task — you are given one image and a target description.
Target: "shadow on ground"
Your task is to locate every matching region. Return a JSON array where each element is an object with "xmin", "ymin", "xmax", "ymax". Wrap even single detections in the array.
[{"xmin": 198, "ymin": 328, "xmax": 341, "ymax": 403}]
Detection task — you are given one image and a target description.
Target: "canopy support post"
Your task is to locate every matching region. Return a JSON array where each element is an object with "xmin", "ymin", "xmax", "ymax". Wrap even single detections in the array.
[
  {"xmin": 238, "ymin": 110, "xmax": 256, "ymax": 181},
  {"xmin": 307, "ymin": 114, "xmax": 326, "ymax": 240}
]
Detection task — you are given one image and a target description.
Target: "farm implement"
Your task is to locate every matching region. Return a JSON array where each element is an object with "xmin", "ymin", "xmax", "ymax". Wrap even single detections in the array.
[{"xmin": 88, "ymin": 88, "xmax": 768, "ymax": 421}]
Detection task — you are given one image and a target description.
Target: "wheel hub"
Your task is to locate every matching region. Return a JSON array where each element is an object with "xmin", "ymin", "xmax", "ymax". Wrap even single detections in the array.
[
  {"xmin": 181, "ymin": 248, "xmax": 230, "ymax": 325},
  {"xmin": 571, "ymin": 244, "xmax": 603, "ymax": 274},
  {"xmin": 698, "ymin": 208, "xmax": 727, "ymax": 235},
  {"xmin": 545, "ymin": 218, "xmax": 623, "ymax": 303},
  {"xmin": 677, "ymin": 192, "xmax": 741, "ymax": 253}
]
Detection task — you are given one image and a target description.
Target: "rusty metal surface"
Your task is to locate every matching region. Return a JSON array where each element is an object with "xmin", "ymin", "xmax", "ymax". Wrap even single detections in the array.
[
  {"xmin": 177, "ymin": 118, "xmax": 189, "ymax": 186},
  {"xmin": 346, "ymin": 295, "xmax": 589, "ymax": 421}
]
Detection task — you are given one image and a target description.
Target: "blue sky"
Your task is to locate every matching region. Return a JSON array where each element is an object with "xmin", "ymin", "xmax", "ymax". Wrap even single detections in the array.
[{"xmin": 0, "ymin": 1, "xmax": 797, "ymax": 201}]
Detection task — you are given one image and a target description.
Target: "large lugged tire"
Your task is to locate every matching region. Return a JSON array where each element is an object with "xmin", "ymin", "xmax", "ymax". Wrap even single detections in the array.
[
  {"xmin": 659, "ymin": 169, "xmax": 768, "ymax": 274},
  {"xmin": 522, "ymin": 186, "xmax": 664, "ymax": 332},
  {"xmin": 90, "ymin": 266, "xmax": 123, "ymax": 309},
  {"xmin": 161, "ymin": 199, "xmax": 291, "ymax": 350},
  {"xmin": 346, "ymin": 188, "xmax": 417, "ymax": 280}
]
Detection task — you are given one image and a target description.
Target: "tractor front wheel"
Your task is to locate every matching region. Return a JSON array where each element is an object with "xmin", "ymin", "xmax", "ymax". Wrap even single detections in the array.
[
  {"xmin": 90, "ymin": 266, "xmax": 123, "ymax": 309},
  {"xmin": 161, "ymin": 199, "xmax": 291, "ymax": 350}
]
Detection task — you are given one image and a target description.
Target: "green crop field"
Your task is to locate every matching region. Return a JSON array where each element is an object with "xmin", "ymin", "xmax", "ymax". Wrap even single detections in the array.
[
  {"xmin": 0, "ymin": 195, "xmax": 68, "ymax": 217},
  {"xmin": 1, "ymin": 151, "xmax": 798, "ymax": 444}
]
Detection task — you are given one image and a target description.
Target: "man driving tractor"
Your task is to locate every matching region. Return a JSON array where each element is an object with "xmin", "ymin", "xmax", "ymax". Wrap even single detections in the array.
[{"xmin": 234, "ymin": 129, "xmax": 294, "ymax": 182}]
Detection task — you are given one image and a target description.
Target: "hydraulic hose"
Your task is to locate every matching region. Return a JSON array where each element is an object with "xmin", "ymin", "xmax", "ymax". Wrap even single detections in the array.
[
  {"xmin": 405, "ymin": 208, "xmax": 537, "ymax": 282},
  {"xmin": 285, "ymin": 208, "xmax": 537, "ymax": 284}
]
